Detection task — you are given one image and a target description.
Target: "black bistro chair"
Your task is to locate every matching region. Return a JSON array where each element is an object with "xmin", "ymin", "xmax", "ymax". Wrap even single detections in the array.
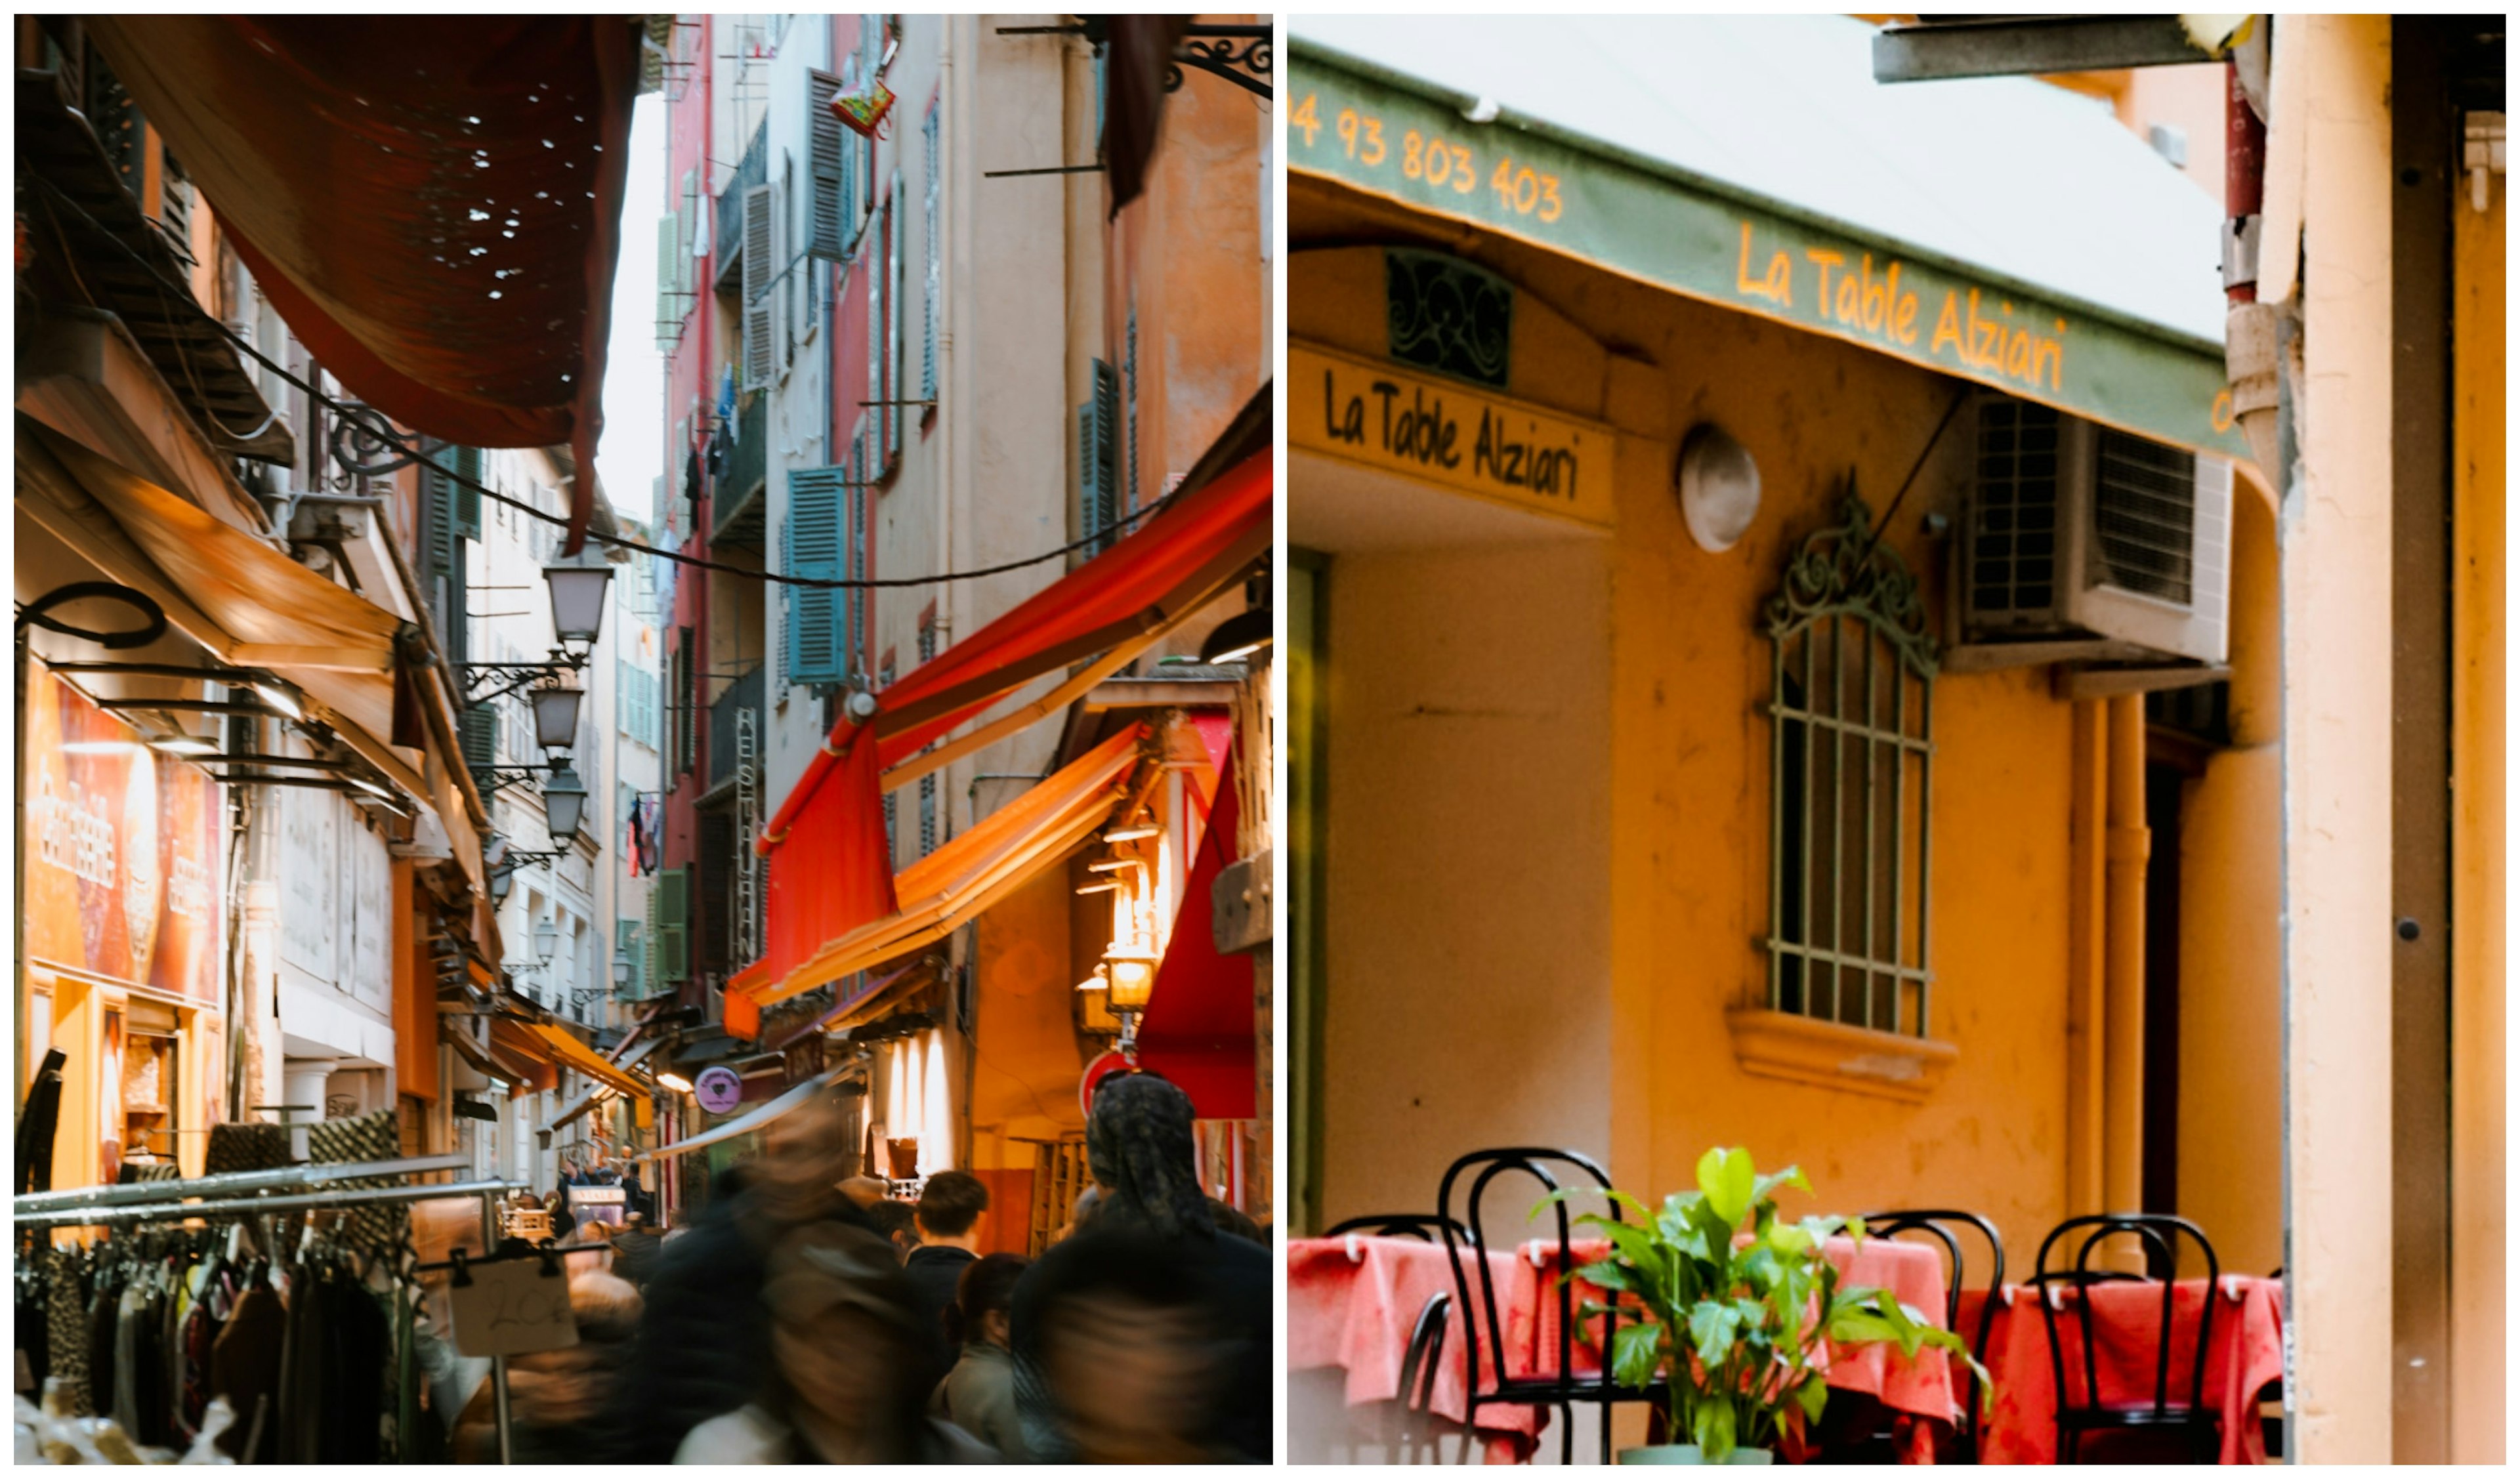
[
  {"xmin": 1816, "ymin": 1209, "xmax": 2006, "ymax": 1463},
  {"xmin": 2031, "ymin": 1213, "xmax": 2223, "ymax": 1464},
  {"xmin": 1325, "ymin": 1213, "xmax": 1471, "ymax": 1457},
  {"xmin": 1437, "ymin": 1147, "xmax": 1648, "ymax": 1465}
]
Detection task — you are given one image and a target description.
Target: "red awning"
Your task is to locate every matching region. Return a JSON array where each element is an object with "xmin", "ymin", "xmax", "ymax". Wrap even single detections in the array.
[
  {"xmin": 85, "ymin": 17, "xmax": 639, "ymax": 552},
  {"xmin": 1135, "ymin": 744, "xmax": 1256, "ymax": 1119},
  {"xmin": 728, "ymin": 726, "xmax": 1148, "ymax": 1033}
]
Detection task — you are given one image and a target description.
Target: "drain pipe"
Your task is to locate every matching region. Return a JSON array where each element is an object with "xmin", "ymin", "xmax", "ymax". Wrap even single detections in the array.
[{"xmin": 2101, "ymin": 695, "xmax": 2151, "ymax": 1239}]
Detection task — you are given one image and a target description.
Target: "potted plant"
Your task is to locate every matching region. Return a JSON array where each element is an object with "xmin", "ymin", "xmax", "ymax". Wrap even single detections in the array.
[{"xmin": 1544, "ymin": 1146, "xmax": 1990, "ymax": 1464}]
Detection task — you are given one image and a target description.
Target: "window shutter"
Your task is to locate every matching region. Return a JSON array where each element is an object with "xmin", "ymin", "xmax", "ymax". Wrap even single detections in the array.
[
  {"xmin": 922, "ymin": 103, "xmax": 940, "ymax": 404},
  {"xmin": 452, "ymin": 446, "xmax": 482, "ymax": 539},
  {"xmin": 657, "ymin": 867, "xmax": 690, "ymax": 983},
  {"xmin": 807, "ymin": 68, "xmax": 849, "ymax": 260},
  {"xmin": 1082, "ymin": 359, "xmax": 1119, "ymax": 553},
  {"xmin": 887, "ymin": 169, "xmax": 905, "ymax": 467},
  {"xmin": 655, "ymin": 211, "xmax": 677, "ymax": 350},
  {"xmin": 742, "ymin": 184, "xmax": 774, "ymax": 389},
  {"xmin": 786, "ymin": 465, "xmax": 850, "ymax": 684},
  {"xmin": 459, "ymin": 704, "xmax": 497, "ymax": 774},
  {"xmin": 1125, "ymin": 305, "xmax": 1140, "ymax": 515},
  {"xmin": 866, "ymin": 197, "xmax": 887, "ymax": 477},
  {"xmin": 680, "ymin": 169, "xmax": 700, "ymax": 297},
  {"xmin": 777, "ymin": 171, "xmax": 795, "ymax": 369}
]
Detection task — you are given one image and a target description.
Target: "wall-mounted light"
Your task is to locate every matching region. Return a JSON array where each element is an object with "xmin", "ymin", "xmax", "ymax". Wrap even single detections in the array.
[
  {"xmin": 1102, "ymin": 825, "xmax": 1159, "ymax": 843},
  {"xmin": 542, "ymin": 763, "xmax": 589, "ymax": 845},
  {"xmin": 544, "ymin": 562, "xmax": 614, "ymax": 657},
  {"xmin": 534, "ymin": 917, "xmax": 559, "ymax": 963},
  {"xmin": 532, "ymin": 683, "xmax": 585, "ymax": 754},
  {"xmin": 149, "ymin": 736, "xmax": 222, "ymax": 758},
  {"xmin": 613, "ymin": 948, "xmax": 634, "ymax": 988},
  {"xmin": 249, "ymin": 677, "xmax": 306, "ymax": 722},
  {"xmin": 1677, "ymin": 423, "xmax": 1763, "ymax": 553},
  {"xmin": 1075, "ymin": 881, "xmax": 1122, "ymax": 895},
  {"xmin": 655, "ymin": 1072, "xmax": 694, "ymax": 1094}
]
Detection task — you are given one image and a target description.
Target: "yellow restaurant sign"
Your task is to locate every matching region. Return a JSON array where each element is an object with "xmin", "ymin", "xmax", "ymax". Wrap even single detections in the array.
[{"xmin": 1291, "ymin": 343, "xmax": 1616, "ymax": 531}]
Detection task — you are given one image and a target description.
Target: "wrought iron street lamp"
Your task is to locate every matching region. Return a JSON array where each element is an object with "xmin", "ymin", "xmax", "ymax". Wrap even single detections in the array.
[
  {"xmin": 544, "ymin": 562, "xmax": 613, "ymax": 657},
  {"xmin": 534, "ymin": 917, "xmax": 559, "ymax": 963},
  {"xmin": 531, "ymin": 682, "xmax": 585, "ymax": 754},
  {"xmin": 541, "ymin": 763, "xmax": 589, "ymax": 846}
]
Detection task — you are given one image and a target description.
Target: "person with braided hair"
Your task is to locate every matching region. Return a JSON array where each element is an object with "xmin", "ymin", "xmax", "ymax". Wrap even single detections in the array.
[{"xmin": 1007, "ymin": 1072, "xmax": 1271, "ymax": 1462}]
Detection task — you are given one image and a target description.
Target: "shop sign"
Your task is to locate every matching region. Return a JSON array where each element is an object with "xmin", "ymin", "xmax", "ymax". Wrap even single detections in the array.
[
  {"xmin": 1292, "ymin": 343, "xmax": 1616, "ymax": 530},
  {"xmin": 278, "ymin": 781, "xmax": 394, "ymax": 1017},
  {"xmin": 694, "ymin": 1065, "xmax": 744, "ymax": 1114},
  {"xmin": 1288, "ymin": 47, "xmax": 2252, "ymax": 461},
  {"xmin": 21, "ymin": 661, "xmax": 222, "ymax": 1004}
]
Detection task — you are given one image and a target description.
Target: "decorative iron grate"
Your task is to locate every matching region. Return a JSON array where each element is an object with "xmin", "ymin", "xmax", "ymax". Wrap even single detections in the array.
[{"xmin": 1966, "ymin": 397, "xmax": 2063, "ymax": 615}]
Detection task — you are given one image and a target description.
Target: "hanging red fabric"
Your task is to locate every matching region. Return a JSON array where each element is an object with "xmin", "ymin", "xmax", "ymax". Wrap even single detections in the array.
[{"xmin": 84, "ymin": 16, "xmax": 640, "ymax": 553}]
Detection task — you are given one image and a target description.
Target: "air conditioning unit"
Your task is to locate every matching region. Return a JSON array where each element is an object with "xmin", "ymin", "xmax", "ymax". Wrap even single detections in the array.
[{"xmin": 1947, "ymin": 393, "xmax": 2233, "ymax": 679}]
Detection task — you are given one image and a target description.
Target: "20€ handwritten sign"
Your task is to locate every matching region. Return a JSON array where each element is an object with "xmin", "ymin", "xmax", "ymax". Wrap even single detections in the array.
[
  {"xmin": 1292, "ymin": 344, "xmax": 1616, "ymax": 531},
  {"xmin": 448, "ymin": 1258, "xmax": 580, "ymax": 1358}
]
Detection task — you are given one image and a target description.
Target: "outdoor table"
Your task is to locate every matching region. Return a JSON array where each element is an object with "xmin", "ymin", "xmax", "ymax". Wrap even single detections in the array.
[
  {"xmin": 1290, "ymin": 1231, "xmax": 1958, "ymax": 1463},
  {"xmin": 1964, "ymin": 1274, "xmax": 2285, "ymax": 1465}
]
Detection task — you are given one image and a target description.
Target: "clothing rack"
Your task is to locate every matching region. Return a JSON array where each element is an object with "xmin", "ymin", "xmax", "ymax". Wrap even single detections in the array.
[
  {"xmin": 14, "ymin": 1159, "xmax": 526, "ymax": 1463},
  {"xmin": 14, "ymin": 1152, "xmax": 472, "ymax": 1215}
]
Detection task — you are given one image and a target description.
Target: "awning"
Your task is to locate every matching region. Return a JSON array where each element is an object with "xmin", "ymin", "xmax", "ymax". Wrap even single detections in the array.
[
  {"xmin": 15, "ymin": 414, "xmax": 488, "ymax": 890},
  {"xmin": 548, "ymin": 1038, "xmax": 664, "ymax": 1133},
  {"xmin": 85, "ymin": 17, "xmax": 641, "ymax": 552},
  {"xmin": 492, "ymin": 1018, "xmax": 650, "ymax": 1100},
  {"xmin": 728, "ymin": 725, "xmax": 1149, "ymax": 1034},
  {"xmin": 1134, "ymin": 743, "xmax": 1257, "ymax": 1119},
  {"xmin": 445, "ymin": 1020, "xmax": 542, "ymax": 1093},
  {"xmin": 1288, "ymin": 20, "xmax": 2250, "ymax": 461},
  {"xmin": 632, "ymin": 1066, "xmax": 855, "ymax": 1163},
  {"xmin": 759, "ymin": 405, "xmax": 1269, "ymax": 867}
]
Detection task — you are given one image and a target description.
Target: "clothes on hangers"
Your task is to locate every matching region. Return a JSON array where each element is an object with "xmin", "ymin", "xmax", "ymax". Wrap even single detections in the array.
[
  {"xmin": 42, "ymin": 1248, "xmax": 88, "ymax": 1415},
  {"xmin": 207, "ymin": 1281, "xmax": 284, "ymax": 1461}
]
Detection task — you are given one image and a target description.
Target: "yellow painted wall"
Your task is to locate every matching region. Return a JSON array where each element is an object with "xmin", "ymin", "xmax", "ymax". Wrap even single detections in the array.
[
  {"xmin": 2447, "ymin": 163, "xmax": 2505, "ymax": 1467},
  {"xmin": 2174, "ymin": 487, "xmax": 2284, "ymax": 1278}
]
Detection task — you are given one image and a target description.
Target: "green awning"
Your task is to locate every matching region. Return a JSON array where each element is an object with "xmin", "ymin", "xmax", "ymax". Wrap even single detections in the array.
[{"xmin": 1288, "ymin": 37, "xmax": 2249, "ymax": 462}]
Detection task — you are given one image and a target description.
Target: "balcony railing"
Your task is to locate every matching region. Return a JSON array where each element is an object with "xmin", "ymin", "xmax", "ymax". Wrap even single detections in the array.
[
  {"xmin": 713, "ymin": 392, "xmax": 767, "ymax": 550},
  {"xmin": 707, "ymin": 661, "xmax": 765, "ymax": 793}
]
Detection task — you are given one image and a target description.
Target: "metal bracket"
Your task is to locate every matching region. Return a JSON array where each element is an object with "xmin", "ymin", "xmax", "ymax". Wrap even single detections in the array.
[{"xmin": 1168, "ymin": 26, "xmax": 1271, "ymax": 99}]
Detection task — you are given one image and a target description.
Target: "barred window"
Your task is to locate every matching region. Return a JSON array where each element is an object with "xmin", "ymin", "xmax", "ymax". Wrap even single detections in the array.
[{"xmin": 1763, "ymin": 493, "xmax": 1937, "ymax": 1036}]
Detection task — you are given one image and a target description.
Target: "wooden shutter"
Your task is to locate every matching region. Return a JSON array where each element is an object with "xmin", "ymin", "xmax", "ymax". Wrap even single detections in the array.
[
  {"xmin": 656, "ymin": 867, "xmax": 690, "ymax": 983},
  {"xmin": 453, "ymin": 446, "xmax": 482, "ymax": 539},
  {"xmin": 459, "ymin": 705, "xmax": 497, "ymax": 773},
  {"xmin": 656, "ymin": 211, "xmax": 677, "ymax": 350},
  {"xmin": 807, "ymin": 68, "xmax": 849, "ymax": 260},
  {"xmin": 1080, "ymin": 360, "xmax": 1119, "ymax": 552},
  {"xmin": 887, "ymin": 169, "xmax": 905, "ymax": 467},
  {"xmin": 922, "ymin": 102, "xmax": 940, "ymax": 403},
  {"xmin": 786, "ymin": 464, "xmax": 850, "ymax": 684},
  {"xmin": 742, "ymin": 183, "xmax": 774, "ymax": 389},
  {"xmin": 866, "ymin": 196, "xmax": 888, "ymax": 478}
]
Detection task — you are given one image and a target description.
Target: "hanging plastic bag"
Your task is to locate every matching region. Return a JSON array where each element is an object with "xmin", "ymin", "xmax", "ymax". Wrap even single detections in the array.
[{"xmin": 829, "ymin": 76, "xmax": 896, "ymax": 140}]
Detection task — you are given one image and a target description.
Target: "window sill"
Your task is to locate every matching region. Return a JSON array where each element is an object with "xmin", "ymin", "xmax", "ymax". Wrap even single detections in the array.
[{"xmin": 1723, "ymin": 1007, "xmax": 1957, "ymax": 1105}]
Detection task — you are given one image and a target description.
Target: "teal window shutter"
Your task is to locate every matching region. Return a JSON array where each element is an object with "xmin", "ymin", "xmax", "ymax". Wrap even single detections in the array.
[
  {"xmin": 452, "ymin": 446, "xmax": 482, "ymax": 539},
  {"xmin": 657, "ymin": 867, "xmax": 690, "ymax": 983},
  {"xmin": 786, "ymin": 464, "xmax": 850, "ymax": 684},
  {"xmin": 1080, "ymin": 360, "xmax": 1119, "ymax": 554}
]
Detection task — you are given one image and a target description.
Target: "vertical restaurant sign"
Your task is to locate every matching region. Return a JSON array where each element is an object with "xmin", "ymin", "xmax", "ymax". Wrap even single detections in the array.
[
  {"xmin": 21, "ymin": 661, "xmax": 223, "ymax": 1004},
  {"xmin": 1286, "ymin": 44, "xmax": 2252, "ymax": 462},
  {"xmin": 1291, "ymin": 343, "xmax": 1616, "ymax": 531}
]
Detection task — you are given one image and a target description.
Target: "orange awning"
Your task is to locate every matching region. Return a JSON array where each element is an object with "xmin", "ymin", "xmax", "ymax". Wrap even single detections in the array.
[
  {"xmin": 492, "ymin": 1019, "xmax": 650, "ymax": 1100},
  {"xmin": 16, "ymin": 414, "xmax": 488, "ymax": 892},
  {"xmin": 729, "ymin": 724, "xmax": 1148, "ymax": 1031},
  {"xmin": 85, "ymin": 17, "xmax": 640, "ymax": 553}
]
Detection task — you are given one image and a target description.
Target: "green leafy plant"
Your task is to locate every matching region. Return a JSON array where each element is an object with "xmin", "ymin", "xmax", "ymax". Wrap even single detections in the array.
[{"xmin": 1540, "ymin": 1147, "xmax": 1991, "ymax": 1462}]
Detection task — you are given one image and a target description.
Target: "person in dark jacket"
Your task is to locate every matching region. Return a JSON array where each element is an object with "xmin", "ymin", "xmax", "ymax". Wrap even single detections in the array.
[
  {"xmin": 865, "ymin": 1198, "xmax": 920, "ymax": 1258},
  {"xmin": 588, "ymin": 1092, "xmax": 880, "ymax": 1463},
  {"xmin": 902, "ymin": 1171, "xmax": 989, "ymax": 1377},
  {"xmin": 934, "ymin": 1253, "xmax": 1030, "ymax": 1461},
  {"xmin": 610, "ymin": 1212, "xmax": 665, "ymax": 1287},
  {"xmin": 1010, "ymin": 1073, "xmax": 1271, "ymax": 1463}
]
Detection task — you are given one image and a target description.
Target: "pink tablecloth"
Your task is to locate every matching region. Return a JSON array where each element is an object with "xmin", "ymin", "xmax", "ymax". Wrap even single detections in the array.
[
  {"xmin": 1290, "ymin": 1232, "xmax": 1958, "ymax": 1463},
  {"xmin": 1965, "ymin": 1276, "xmax": 2284, "ymax": 1465}
]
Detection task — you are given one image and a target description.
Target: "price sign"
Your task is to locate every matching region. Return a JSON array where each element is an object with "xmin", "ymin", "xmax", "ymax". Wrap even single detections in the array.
[{"xmin": 447, "ymin": 1257, "xmax": 579, "ymax": 1358}]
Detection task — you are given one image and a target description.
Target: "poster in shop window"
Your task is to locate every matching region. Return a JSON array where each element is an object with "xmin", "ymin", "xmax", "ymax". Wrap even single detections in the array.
[{"xmin": 20, "ymin": 661, "xmax": 223, "ymax": 1004}]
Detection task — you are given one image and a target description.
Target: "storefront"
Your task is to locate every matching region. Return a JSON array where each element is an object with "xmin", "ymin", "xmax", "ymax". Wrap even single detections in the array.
[
  {"xmin": 1286, "ymin": 14, "xmax": 2282, "ymax": 1313},
  {"xmin": 20, "ymin": 657, "xmax": 227, "ymax": 1186},
  {"xmin": 273, "ymin": 759, "xmax": 399, "ymax": 1153}
]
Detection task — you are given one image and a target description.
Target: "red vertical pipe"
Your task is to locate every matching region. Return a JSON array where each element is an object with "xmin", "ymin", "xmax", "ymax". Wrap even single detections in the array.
[{"xmin": 2225, "ymin": 60, "xmax": 2266, "ymax": 303}]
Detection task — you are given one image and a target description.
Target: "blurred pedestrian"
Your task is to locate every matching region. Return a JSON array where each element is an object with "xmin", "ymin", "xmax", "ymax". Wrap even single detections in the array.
[
  {"xmin": 866, "ymin": 1198, "xmax": 920, "ymax": 1259},
  {"xmin": 837, "ymin": 1175, "xmax": 889, "ymax": 1209},
  {"xmin": 611, "ymin": 1211, "xmax": 664, "ymax": 1287},
  {"xmin": 543, "ymin": 1189, "xmax": 576, "ymax": 1241},
  {"xmin": 455, "ymin": 1270, "xmax": 642, "ymax": 1463},
  {"xmin": 904, "ymin": 1171, "xmax": 988, "ymax": 1371},
  {"xmin": 673, "ymin": 1222, "xmax": 994, "ymax": 1463},
  {"xmin": 591, "ymin": 1093, "xmax": 883, "ymax": 1462},
  {"xmin": 1009, "ymin": 1073, "xmax": 1270, "ymax": 1462},
  {"xmin": 934, "ymin": 1253, "xmax": 1030, "ymax": 1461}
]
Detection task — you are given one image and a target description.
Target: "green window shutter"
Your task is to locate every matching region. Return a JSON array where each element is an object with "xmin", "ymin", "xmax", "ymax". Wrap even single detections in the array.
[
  {"xmin": 618, "ymin": 917, "xmax": 644, "ymax": 998},
  {"xmin": 786, "ymin": 464, "xmax": 850, "ymax": 684},
  {"xmin": 459, "ymin": 705, "xmax": 496, "ymax": 774},
  {"xmin": 657, "ymin": 867, "xmax": 690, "ymax": 983},
  {"xmin": 656, "ymin": 210, "xmax": 678, "ymax": 350}
]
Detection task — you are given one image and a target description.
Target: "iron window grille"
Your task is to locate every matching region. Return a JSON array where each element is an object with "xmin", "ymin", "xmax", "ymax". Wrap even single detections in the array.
[{"xmin": 1763, "ymin": 491, "xmax": 1939, "ymax": 1037}]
